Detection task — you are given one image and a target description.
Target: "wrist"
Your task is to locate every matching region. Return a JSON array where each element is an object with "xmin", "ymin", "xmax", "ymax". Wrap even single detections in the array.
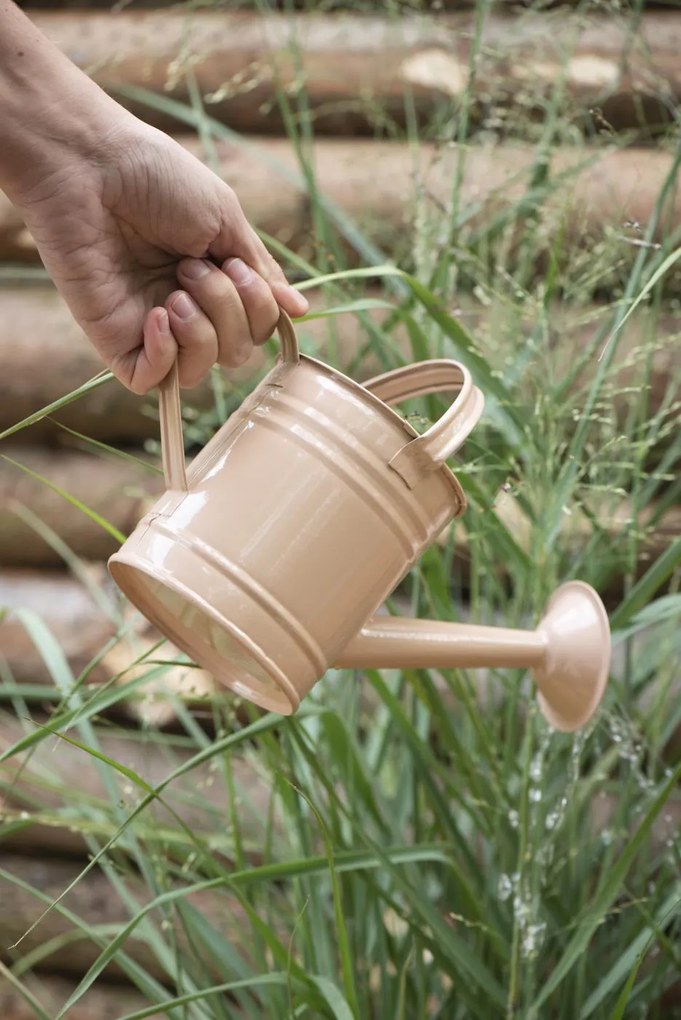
[
  {"xmin": 0, "ymin": 74, "xmax": 121, "ymax": 204},
  {"xmin": 0, "ymin": 5, "xmax": 127, "ymax": 204}
]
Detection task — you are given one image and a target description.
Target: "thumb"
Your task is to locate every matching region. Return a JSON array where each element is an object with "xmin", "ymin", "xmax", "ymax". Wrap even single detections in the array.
[{"xmin": 111, "ymin": 308, "xmax": 178, "ymax": 395}]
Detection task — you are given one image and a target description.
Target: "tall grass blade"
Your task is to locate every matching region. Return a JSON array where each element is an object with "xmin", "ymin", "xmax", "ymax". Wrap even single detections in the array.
[{"xmin": 0, "ymin": 455, "xmax": 125, "ymax": 543}]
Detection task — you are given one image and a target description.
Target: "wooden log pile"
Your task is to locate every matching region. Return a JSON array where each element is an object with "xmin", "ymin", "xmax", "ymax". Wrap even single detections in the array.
[
  {"xmin": 1, "ymin": 286, "xmax": 678, "ymax": 444},
  {"xmin": 0, "ymin": 446, "xmax": 162, "ymax": 565},
  {"xmin": 26, "ymin": 10, "xmax": 681, "ymax": 135},
  {"xmin": 2, "ymin": 756, "xmax": 680, "ymax": 988},
  {"xmin": 0, "ymin": 286, "xmax": 264, "ymax": 441},
  {"xmin": 0, "ymin": 975, "xmax": 164, "ymax": 1020},
  {"xmin": 3, "ymin": 137, "xmax": 681, "ymax": 268},
  {"xmin": 0, "ymin": 850, "xmax": 266, "ymax": 980},
  {"xmin": 1, "ymin": 2, "xmax": 679, "ymax": 1012},
  {"xmin": 0, "ymin": 713, "xmax": 278, "ymax": 857}
]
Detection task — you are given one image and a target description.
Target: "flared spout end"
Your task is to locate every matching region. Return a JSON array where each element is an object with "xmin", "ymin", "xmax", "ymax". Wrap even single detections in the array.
[{"xmin": 535, "ymin": 581, "xmax": 611, "ymax": 733}]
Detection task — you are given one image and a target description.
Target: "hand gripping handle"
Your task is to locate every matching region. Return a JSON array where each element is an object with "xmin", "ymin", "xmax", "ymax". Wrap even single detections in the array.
[{"xmin": 157, "ymin": 310, "xmax": 300, "ymax": 491}]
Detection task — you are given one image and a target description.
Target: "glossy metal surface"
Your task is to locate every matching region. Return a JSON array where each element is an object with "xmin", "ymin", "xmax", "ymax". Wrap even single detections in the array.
[
  {"xmin": 109, "ymin": 312, "xmax": 611, "ymax": 731},
  {"xmin": 336, "ymin": 581, "xmax": 611, "ymax": 732},
  {"xmin": 109, "ymin": 313, "xmax": 484, "ymax": 714}
]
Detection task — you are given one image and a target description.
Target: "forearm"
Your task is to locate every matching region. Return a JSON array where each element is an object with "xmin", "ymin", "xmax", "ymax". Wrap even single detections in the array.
[{"xmin": 0, "ymin": 1, "xmax": 123, "ymax": 202}]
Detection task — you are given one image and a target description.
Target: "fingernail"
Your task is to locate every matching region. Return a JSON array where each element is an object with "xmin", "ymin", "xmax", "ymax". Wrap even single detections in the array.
[
  {"xmin": 170, "ymin": 292, "xmax": 197, "ymax": 321},
  {"xmin": 224, "ymin": 258, "xmax": 254, "ymax": 286},
  {"xmin": 157, "ymin": 308, "xmax": 171, "ymax": 334},
  {"xmin": 181, "ymin": 259, "xmax": 211, "ymax": 280}
]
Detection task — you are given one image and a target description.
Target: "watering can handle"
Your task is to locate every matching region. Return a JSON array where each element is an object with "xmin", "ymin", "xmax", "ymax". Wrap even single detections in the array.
[
  {"xmin": 363, "ymin": 361, "xmax": 485, "ymax": 488},
  {"xmin": 158, "ymin": 310, "xmax": 300, "ymax": 491}
]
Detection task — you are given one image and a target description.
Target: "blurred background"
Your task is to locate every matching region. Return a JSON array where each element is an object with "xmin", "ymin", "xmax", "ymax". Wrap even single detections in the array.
[{"xmin": 1, "ymin": 1, "xmax": 680, "ymax": 1018}]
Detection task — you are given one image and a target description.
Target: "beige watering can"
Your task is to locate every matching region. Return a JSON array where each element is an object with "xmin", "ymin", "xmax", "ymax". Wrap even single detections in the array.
[{"xmin": 109, "ymin": 313, "xmax": 610, "ymax": 733}]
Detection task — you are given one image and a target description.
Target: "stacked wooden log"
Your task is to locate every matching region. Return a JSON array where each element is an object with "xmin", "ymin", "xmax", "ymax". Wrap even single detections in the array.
[
  {"xmin": 1, "ymin": 3, "xmax": 680, "ymax": 1014},
  {"xmin": 1, "ymin": 285, "xmax": 678, "ymax": 440},
  {"xmin": 23, "ymin": 10, "xmax": 681, "ymax": 135},
  {"xmin": 0, "ymin": 0, "xmax": 678, "ymax": 750},
  {"xmin": 3, "ymin": 137, "xmax": 681, "ymax": 267},
  {"xmin": 0, "ymin": 977, "xmax": 164, "ymax": 1020}
]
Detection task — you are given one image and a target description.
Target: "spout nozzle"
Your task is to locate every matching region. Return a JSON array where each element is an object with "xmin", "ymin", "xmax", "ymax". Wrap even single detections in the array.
[
  {"xmin": 335, "ymin": 582, "xmax": 610, "ymax": 733},
  {"xmin": 534, "ymin": 581, "xmax": 610, "ymax": 733}
]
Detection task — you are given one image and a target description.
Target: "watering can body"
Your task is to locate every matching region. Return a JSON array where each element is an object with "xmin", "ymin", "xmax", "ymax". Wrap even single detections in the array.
[
  {"xmin": 109, "ymin": 313, "xmax": 610, "ymax": 731},
  {"xmin": 109, "ymin": 314, "xmax": 483, "ymax": 714}
]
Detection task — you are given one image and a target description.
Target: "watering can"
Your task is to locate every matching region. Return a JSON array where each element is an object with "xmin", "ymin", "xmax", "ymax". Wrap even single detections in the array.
[{"xmin": 109, "ymin": 313, "xmax": 610, "ymax": 732}]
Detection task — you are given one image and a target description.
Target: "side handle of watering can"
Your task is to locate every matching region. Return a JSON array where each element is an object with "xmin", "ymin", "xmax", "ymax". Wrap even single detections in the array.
[
  {"xmin": 363, "ymin": 361, "xmax": 485, "ymax": 488},
  {"xmin": 157, "ymin": 310, "xmax": 300, "ymax": 492}
]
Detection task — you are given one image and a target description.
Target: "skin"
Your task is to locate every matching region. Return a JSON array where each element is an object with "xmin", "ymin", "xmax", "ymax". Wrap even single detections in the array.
[{"xmin": 0, "ymin": 1, "xmax": 309, "ymax": 393}]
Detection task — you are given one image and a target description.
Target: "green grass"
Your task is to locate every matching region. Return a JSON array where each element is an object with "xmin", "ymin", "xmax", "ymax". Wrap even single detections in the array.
[{"xmin": 1, "ymin": 0, "xmax": 680, "ymax": 1017}]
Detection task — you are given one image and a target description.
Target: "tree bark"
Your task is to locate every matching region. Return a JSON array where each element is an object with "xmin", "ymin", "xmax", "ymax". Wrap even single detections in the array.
[
  {"xmin": 0, "ymin": 284, "xmax": 677, "ymax": 457},
  {"xmin": 0, "ymin": 567, "xmax": 116, "ymax": 682},
  {"xmin": 0, "ymin": 446, "xmax": 163, "ymax": 566},
  {"xmin": 0, "ymin": 566, "xmax": 224, "ymax": 730},
  {"xmin": 0, "ymin": 287, "xmax": 264, "ymax": 443},
  {"xmin": 0, "ymin": 714, "xmax": 279, "ymax": 858},
  {"xmin": 1, "ymin": 137, "xmax": 679, "ymax": 277},
  {"xmin": 0, "ymin": 974, "xmax": 163, "ymax": 1020},
  {"xmin": 27, "ymin": 9, "xmax": 681, "ymax": 134},
  {"xmin": 0, "ymin": 851, "xmax": 267, "ymax": 981}
]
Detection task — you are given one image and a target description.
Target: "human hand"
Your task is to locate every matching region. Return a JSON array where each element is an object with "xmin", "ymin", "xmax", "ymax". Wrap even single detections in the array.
[{"xmin": 12, "ymin": 118, "xmax": 308, "ymax": 393}]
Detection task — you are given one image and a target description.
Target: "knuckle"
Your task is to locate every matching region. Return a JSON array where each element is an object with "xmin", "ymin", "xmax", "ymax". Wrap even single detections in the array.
[
  {"xmin": 177, "ymin": 256, "xmax": 208, "ymax": 276},
  {"xmin": 266, "ymin": 252, "xmax": 287, "ymax": 281},
  {"xmin": 222, "ymin": 181, "xmax": 238, "ymax": 204}
]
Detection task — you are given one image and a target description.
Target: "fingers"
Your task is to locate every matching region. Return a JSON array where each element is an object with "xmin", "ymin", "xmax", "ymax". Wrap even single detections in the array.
[
  {"xmin": 111, "ymin": 308, "xmax": 177, "ymax": 395},
  {"xmin": 126, "ymin": 252, "xmax": 296, "ymax": 393},
  {"xmin": 221, "ymin": 257, "xmax": 280, "ymax": 347},
  {"xmin": 239, "ymin": 230, "xmax": 309, "ymax": 319},
  {"xmin": 176, "ymin": 256, "xmax": 279, "ymax": 369},
  {"xmin": 165, "ymin": 288, "xmax": 219, "ymax": 388},
  {"xmin": 116, "ymin": 295, "xmax": 220, "ymax": 393},
  {"xmin": 208, "ymin": 191, "xmax": 309, "ymax": 318}
]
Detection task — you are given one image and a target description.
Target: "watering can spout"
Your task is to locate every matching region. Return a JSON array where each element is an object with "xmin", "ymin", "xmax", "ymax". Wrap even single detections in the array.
[{"xmin": 334, "ymin": 581, "xmax": 611, "ymax": 733}]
